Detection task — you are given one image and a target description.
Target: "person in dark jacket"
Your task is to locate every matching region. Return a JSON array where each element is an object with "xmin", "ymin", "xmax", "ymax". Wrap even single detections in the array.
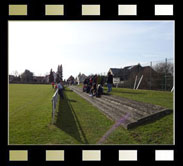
[
  {"xmin": 96, "ymin": 84, "xmax": 103, "ymax": 97},
  {"xmin": 107, "ymin": 72, "xmax": 113, "ymax": 93},
  {"xmin": 83, "ymin": 78, "xmax": 88, "ymax": 92},
  {"xmin": 89, "ymin": 75, "xmax": 97, "ymax": 97},
  {"xmin": 57, "ymin": 80, "xmax": 64, "ymax": 99}
]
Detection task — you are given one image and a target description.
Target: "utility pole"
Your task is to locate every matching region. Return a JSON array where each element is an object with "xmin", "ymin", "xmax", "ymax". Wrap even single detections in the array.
[
  {"xmin": 150, "ymin": 61, "xmax": 152, "ymax": 90},
  {"xmin": 165, "ymin": 58, "xmax": 167, "ymax": 91}
]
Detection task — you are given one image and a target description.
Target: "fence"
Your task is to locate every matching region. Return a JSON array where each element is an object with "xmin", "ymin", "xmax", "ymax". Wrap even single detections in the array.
[
  {"xmin": 52, "ymin": 89, "xmax": 58, "ymax": 124},
  {"xmin": 150, "ymin": 58, "xmax": 174, "ymax": 91},
  {"xmin": 111, "ymin": 58, "xmax": 174, "ymax": 91}
]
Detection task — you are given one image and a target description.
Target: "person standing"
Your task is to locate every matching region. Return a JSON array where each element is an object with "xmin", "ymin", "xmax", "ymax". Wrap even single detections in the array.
[
  {"xmin": 51, "ymin": 82, "xmax": 55, "ymax": 89},
  {"xmin": 55, "ymin": 84, "xmax": 57, "ymax": 90},
  {"xmin": 57, "ymin": 81, "xmax": 64, "ymax": 99},
  {"xmin": 107, "ymin": 72, "xmax": 113, "ymax": 93}
]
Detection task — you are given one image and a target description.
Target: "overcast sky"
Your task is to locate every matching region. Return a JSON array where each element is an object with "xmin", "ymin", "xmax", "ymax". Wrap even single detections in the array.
[{"xmin": 9, "ymin": 21, "xmax": 174, "ymax": 79}]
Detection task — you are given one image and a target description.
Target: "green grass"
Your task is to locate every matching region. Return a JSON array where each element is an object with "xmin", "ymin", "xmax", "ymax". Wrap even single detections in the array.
[
  {"xmin": 102, "ymin": 87, "xmax": 174, "ymax": 144},
  {"xmin": 9, "ymin": 84, "xmax": 113, "ymax": 144},
  {"xmin": 104, "ymin": 87, "xmax": 173, "ymax": 109},
  {"xmin": 9, "ymin": 84, "xmax": 173, "ymax": 145}
]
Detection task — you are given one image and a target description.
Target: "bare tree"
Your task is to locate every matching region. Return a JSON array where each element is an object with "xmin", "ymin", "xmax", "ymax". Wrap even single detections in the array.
[
  {"xmin": 154, "ymin": 62, "xmax": 173, "ymax": 75},
  {"xmin": 12, "ymin": 70, "xmax": 19, "ymax": 77},
  {"xmin": 153, "ymin": 62, "xmax": 173, "ymax": 90}
]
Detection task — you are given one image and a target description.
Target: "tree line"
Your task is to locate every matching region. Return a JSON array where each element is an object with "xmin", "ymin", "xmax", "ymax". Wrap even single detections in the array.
[{"xmin": 9, "ymin": 65, "xmax": 63, "ymax": 84}]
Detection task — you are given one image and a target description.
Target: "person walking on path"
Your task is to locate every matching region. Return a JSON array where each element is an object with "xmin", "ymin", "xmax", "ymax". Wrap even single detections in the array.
[
  {"xmin": 107, "ymin": 72, "xmax": 113, "ymax": 93},
  {"xmin": 57, "ymin": 81, "xmax": 64, "ymax": 99}
]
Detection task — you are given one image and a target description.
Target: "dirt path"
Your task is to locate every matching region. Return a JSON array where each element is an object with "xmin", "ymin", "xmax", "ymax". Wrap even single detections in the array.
[{"xmin": 69, "ymin": 86, "xmax": 172, "ymax": 129}]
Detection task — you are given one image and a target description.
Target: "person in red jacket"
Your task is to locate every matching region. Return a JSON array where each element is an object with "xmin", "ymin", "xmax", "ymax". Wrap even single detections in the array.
[{"xmin": 51, "ymin": 82, "xmax": 55, "ymax": 89}]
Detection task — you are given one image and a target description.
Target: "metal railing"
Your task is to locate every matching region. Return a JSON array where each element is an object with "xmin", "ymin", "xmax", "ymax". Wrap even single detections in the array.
[{"xmin": 52, "ymin": 89, "xmax": 58, "ymax": 124}]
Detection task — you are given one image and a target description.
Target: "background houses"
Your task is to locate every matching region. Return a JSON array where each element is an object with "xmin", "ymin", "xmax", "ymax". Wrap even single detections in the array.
[
  {"xmin": 67, "ymin": 75, "xmax": 75, "ymax": 85},
  {"xmin": 108, "ymin": 64, "xmax": 161, "ymax": 89},
  {"xmin": 33, "ymin": 76, "xmax": 45, "ymax": 83}
]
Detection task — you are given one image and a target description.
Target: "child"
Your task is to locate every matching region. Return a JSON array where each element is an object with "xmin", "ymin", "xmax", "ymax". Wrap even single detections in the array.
[{"xmin": 51, "ymin": 82, "xmax": 55, "ymax": 89}]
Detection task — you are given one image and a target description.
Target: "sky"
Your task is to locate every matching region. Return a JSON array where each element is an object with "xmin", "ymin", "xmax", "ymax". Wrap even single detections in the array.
[{"xmin": 9, "ymin": 21, "xmax": 174, "ymax": 80}]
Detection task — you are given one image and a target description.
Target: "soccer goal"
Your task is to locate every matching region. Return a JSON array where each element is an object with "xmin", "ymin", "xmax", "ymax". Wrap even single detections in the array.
[{"xmin": 52, "ymin": 89, "xmax": 58, "ymax": 124}]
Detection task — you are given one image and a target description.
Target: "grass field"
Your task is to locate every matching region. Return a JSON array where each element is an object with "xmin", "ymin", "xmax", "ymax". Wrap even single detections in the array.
[
  {"xmin": 9, "ymin": 84, "xmax": 113, "ymax": 144},
  {"xmin": 104, "ymin": 87, "xmax": 173, "ymax": 109},
  {"xmin": 9, "ymin": 84, "xmax": 173, "ymax": 144}
]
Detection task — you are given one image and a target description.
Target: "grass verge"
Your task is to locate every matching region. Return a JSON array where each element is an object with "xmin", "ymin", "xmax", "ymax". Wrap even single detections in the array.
[{"xmin": 102, "ymin": 87, "xmax": 173, "ymax": 144}]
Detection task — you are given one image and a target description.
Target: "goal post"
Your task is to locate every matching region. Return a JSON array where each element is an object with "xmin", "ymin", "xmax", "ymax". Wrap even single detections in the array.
[
  {"xmin": 133, "ymin": 75, "xmax": 138, "ymax": 89},
  {"xmin": 136, "ymin": 75, "xmax": 143, "ymax": 90}
]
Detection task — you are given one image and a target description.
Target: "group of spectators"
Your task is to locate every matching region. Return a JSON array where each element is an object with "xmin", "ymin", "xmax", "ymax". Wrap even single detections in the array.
[
  {"xmin": 82, "ymin": 72, "xmax": 113, "ymax": 97},
  {"xmin": 83, "ymin": 74, "xmax": 103, "ymax": 97},
  {"xmin": 51, "ymin": 71, "xmax": 113, "ymax": 99}
]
